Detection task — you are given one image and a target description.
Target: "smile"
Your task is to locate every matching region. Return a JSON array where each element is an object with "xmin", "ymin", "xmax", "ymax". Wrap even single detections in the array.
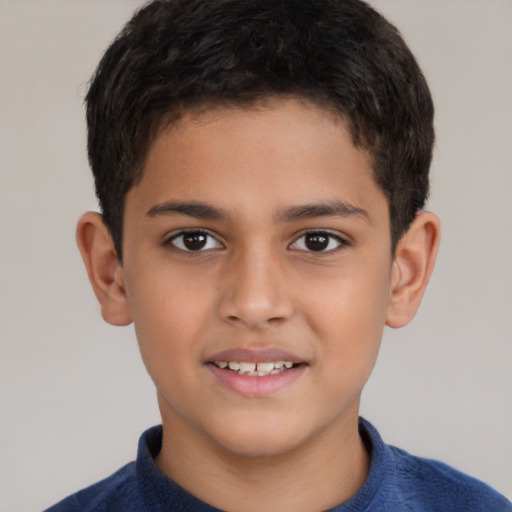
[
  {"xmin": 213, "ymin": 361, "xmax": 295, "ymax": 376},
  {"xmin": 206, "ymin": 348, "xmax": 307, "ymax": 395}
]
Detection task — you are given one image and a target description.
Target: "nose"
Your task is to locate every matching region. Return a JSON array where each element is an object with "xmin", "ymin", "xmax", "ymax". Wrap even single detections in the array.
[{"xmin": 217, "ymin": 246, "xmax": 294, "ymax": 330}]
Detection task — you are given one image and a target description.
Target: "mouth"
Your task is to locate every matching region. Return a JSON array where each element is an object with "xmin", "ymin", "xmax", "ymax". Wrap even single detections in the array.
[
  {"xmin": 206, "ymin": 349, "xmax": 308, "ymax": 396},
  {"xmin": 210, "ymin": 360, "xmax": 303, "ymax": 377}
]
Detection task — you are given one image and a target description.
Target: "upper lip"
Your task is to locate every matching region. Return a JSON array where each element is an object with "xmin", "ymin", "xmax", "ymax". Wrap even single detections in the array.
[{"xmin": 206, "ymin": 347, "xmax": 306, "ymax": 364}]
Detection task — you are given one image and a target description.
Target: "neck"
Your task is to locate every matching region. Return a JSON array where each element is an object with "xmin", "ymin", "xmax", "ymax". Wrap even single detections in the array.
[{"xmin": 155, "ymin": 403, "xmax": 370, "ymax": 512}]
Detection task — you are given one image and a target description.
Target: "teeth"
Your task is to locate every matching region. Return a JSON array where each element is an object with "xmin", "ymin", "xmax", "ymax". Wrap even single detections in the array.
[
  {"xmin": 239, "ymin": 362, "xmax": 256, "ymax": 373},
  {"xmin": 256, "ymin": 362, "xmax": 274, "ymax": 372},
  {"xmin": 215, "ymin": 360, "xmax": 296, "ymax": 376}
]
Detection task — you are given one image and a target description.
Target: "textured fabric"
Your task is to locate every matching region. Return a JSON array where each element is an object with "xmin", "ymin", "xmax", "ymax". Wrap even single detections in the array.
[{"xmin": 45, "ymin": 418, "xmax": 511, "ymax": 512}]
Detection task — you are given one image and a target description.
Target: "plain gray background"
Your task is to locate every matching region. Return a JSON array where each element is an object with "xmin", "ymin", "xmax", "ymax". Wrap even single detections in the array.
[{"xmin": 1, "ymin": 1, "xmax": 511, "ymax": 510}]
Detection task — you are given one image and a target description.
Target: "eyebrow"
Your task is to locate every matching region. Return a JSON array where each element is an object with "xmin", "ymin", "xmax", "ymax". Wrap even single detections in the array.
[
  {"xmin": 277, "ymin": 201, "xmax": 371, "ymax": 223},
  {"xmin": 146, "ymin": 201, "xmax": 229, "ymax": 220},
  {"xmin": 146, "ymin": 199, "xmax": 370, "ymax": 223}
]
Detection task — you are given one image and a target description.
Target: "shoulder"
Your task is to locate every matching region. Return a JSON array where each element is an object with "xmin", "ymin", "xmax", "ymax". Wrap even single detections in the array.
[
  {"xmin": 389, "ymin": 444, "xmax": 511, "ymax": 511},
  {"xmin": 355, "ymin": 418, "xmax": 511, "ymax": 512},
  {"xmin": 43, "ymin": 462, "xmax": 143, "ymax": 512}
]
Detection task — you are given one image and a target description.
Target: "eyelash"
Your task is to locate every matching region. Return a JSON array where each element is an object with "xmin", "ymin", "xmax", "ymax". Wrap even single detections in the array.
[
  {"xmin": 291, "ymin": 230, "xmax": 349, "ymax": 254},
  {"xmin": 166, "ymin": 229, "xmax": 222, "ymax": 252},
  {"xmin": 165, "ymin": 229, "xmax": 349, "ymax": 254}
]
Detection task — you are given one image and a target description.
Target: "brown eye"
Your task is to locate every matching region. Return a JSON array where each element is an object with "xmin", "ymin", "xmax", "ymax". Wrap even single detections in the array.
[
  {"xmin": 169, "ymin": 231, "xmax": 222, "ymax": 252},
  {"xmin": 291, "ymin": 231, "xmax": 346, "ymax": 253},
  {"xmin": 304, "ymin": 233, "xmax": 329, "ymax": 251},
  {"xmin": 183, "ymin": 233, "xmax": 207, "ymax": 250}
]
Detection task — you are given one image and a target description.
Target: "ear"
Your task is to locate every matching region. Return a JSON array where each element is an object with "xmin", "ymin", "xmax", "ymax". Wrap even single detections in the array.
[
  {"xmin": 76, "ymin": 212, "xmax": 133, "ymax": 326},
  {"xmin": 386, "ymin": 211, "xmax": 440, "ymax": 328}
]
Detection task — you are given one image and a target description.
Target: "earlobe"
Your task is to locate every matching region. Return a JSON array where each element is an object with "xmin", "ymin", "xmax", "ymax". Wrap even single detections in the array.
[
  {"xmin": 76, "ymin": 212, "xmax": 133, "ymax": 326},
  {"xmin": 386, "ymin": 211, "xmax": 440, "ymax": 328}
]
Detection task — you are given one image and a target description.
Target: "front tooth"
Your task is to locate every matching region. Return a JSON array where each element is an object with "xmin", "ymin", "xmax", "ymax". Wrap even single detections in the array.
[
  {"xmin": 228, "ymin": 361, "xmax": 240, "ymax": 370},
  {"xmin": 284, "ymin": 361, "xmax": 293, "ymax": 368},
  {"xmin": 239, "ymin": 362, "xmax": 256, "ymax": 373},
  {"xmin": 256, "ymin": 362, "xmax": 274, "ymax": 372}
]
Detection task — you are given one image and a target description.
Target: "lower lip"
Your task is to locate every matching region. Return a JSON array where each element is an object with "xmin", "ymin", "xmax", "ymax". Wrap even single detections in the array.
[{"xmin": 207, "ymin": 364, "xmax": 307, "ymax": 397}]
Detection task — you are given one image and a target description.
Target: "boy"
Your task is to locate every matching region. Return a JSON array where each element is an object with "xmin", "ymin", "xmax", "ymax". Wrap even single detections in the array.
[{"xmin": 46, "ymin": 0, "xmax": 511, "ymax": 510}]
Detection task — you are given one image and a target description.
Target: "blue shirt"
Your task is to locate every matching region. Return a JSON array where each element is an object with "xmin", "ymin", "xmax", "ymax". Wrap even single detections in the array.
[{"xmin": 45, "ymin": 418, "xmax": 511, "ymax": 511}]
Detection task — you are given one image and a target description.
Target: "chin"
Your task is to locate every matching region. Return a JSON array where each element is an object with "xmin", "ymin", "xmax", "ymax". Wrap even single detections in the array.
[
  {"xmin": 209, "ymin": 415, "xmax": 313, "ymax": 459},
  {"xmin": 217, "ymin": 435, "xmax": 303, "ymax": 459}
]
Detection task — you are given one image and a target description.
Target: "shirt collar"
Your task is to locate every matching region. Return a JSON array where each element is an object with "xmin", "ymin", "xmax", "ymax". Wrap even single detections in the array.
[{"xmin": 135, "ymin": 418, "xmax": 392, "ymax": 511}]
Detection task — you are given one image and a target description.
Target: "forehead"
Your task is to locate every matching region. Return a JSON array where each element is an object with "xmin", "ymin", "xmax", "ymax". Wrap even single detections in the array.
[{"xmin": 126, "ymin": 98, "xmax": 386, "ymax": 224}]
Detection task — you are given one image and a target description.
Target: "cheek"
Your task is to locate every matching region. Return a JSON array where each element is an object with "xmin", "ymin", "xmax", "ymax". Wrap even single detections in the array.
[
  {"xmin": 302, "ymin": 263, "xmax": 390, "ymax": 379},
  {"xmin": 125, "ymin": 267, "xmax": 214, "ymax": 372},
  {"xmin": 305, "ymin": 260, "xmax": 390, "ymax": 330}
]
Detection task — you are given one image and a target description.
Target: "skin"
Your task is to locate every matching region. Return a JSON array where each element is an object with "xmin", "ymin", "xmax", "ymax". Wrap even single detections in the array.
[{"xmin": 77, "ymin": 98, "xmax": 440, "ymax": 511}]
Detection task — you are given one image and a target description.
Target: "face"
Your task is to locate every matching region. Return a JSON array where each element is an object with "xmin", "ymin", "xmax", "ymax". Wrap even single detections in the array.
[{"xmin": 121, "ymin": 99, "xmax": 394, "ymax": 457}]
